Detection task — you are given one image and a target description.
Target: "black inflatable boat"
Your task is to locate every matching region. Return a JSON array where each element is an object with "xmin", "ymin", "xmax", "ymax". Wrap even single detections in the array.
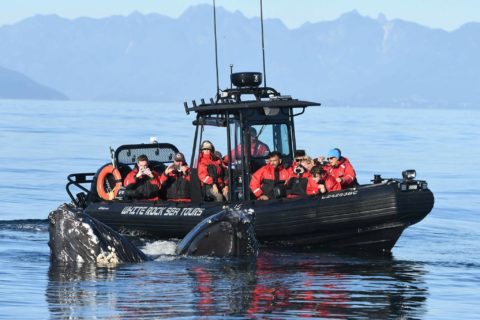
[{"xmin": 65, "ymin": 72, "xmax": 434, "ymax": 253}]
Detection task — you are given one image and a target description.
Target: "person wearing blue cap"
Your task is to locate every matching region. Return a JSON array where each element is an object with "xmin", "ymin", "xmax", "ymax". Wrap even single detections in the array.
[{"xmin": 319, "ymin": 148, "xmax": 357, "ymax": 191}]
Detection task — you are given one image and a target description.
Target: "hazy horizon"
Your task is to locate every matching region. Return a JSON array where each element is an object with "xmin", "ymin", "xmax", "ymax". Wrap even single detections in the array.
[{"xmin": 1, "ymin": 0, "xmax": 480, "ymax": 31}]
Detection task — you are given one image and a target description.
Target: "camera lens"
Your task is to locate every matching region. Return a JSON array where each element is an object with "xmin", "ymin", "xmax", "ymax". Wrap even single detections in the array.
[{"xmin": 294, "ymin": 167, "xmax": 304, "ymax": 174}]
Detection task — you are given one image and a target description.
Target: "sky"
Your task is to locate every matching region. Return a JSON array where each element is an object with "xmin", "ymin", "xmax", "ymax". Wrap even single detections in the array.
[{"xmin": 1, "ymin": 0, "xmax": 480, "ymax": 30}]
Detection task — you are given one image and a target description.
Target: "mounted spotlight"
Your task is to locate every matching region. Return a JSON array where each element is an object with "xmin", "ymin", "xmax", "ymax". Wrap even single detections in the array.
[{"xmin": 402, "ymin": 169, "xmax": 416, "ymax": 181}]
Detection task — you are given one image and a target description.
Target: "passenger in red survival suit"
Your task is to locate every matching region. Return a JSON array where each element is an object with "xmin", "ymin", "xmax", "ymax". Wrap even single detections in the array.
[
  {"xmin": 159, "ymin": 152, "xmax": 192, "ymax": 202},
  {"xmin": 285, "ymin": 156, "xmax": 321, "ymax": 198},
  {"xmin": 250, "ymin": 151, "xmax": 290, "ymax": 200},
  {"xmin": 123, "ymin": 154, "xmax": 161, "ymax": 200},
  {"xmin": 197, "ymin": 140, "xmax": 225, "ymax": 202},
  {"xmin": 318, "ymin": 148, "xmax": 357, "ymax": 192}
]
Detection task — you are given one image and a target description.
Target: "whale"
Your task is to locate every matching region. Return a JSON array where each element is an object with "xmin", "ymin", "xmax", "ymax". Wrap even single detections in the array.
[
  {"xmin": 176, "ymin": 208, "xmax": 258, "ymax": 257},
  {"xmin": 48, "ymin": 204, "xmax": 258, "ymax": 265},
  {"xmin": 48, "ymin": 204, "xmax": 148, "ymax": 264}
]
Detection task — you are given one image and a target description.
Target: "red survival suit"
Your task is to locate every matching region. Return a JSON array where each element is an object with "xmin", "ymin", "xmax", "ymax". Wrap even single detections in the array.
[
  {"xmin": 286, "ymin": 169, "xmax": 319, "ymax": 198},
  {"xmin": 197, "ymin": 153, "xmax": 225, "ymax": 189},
  {"xmin": 250, "ymin": 163, "xmax": 290, "ymax": 199},
  {"xmin": 123, "ymin": 167, "xmax": 161, "ymax": 201},
  {"xmin": 230, "ymin": 140, "xmax": 270, "ymax": 160},
  {"xmin": 322, "ymin": 157, "xmax": 357, "ymax": 192}
]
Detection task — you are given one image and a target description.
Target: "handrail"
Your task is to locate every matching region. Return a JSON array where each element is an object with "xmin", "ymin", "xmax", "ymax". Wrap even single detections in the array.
[{"xmin": 66, "ymin": 173, "xmax": 95, "ymax": 208}]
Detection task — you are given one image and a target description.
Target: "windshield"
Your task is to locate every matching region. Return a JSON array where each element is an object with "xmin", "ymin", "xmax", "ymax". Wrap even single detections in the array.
[
  {"xmin": 191, "ymin": 120, "xmax": 292, "ymax": 201},
  {"xmin": 230, "ymin": 123, "xmax": 291, "ymax": 160},
  {"xmin": 193, "ymin": 122, "xmax": 291, "ymax": 164},
  {"xmin": 250, "ymin": 124, "xmax": 290, "ymax": 157}
]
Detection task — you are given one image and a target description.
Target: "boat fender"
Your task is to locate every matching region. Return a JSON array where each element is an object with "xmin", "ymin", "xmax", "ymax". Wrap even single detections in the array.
[{"xmin": 96, "ymin": 165, "xmax": 123, "ymax": 200}]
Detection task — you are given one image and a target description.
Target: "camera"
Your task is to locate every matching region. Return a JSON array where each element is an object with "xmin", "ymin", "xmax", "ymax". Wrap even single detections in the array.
[
  {"xmin": 172, "ymin": 165, "xmax": 183, "ymax": 175},
  {"xmin": 294, "ymin": 166, "xmax": 305, "ymax": 174},
  {"xmin": 313, "ymin": 158, "xmax": 327, "ymax": 166}
]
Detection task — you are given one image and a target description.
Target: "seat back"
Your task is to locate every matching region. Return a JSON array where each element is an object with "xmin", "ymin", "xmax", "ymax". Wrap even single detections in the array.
[
  {"xmin": 149, "ymin": 161, "xmax": 166, "ymax": 174},
  {"xmin": 115, "ymin": 143, "xmax": 179, "ymax": 167}
]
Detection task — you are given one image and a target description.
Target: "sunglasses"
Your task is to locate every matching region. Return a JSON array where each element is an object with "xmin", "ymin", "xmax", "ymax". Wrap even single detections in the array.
[
  {"xmin": 295, "ymin": 158, "xmax": 304, "ymax": 162},
  {"xmin": 201, "ymin": 148, "xmax": 212, "ymax": 151},
  {"xmin": 327, "ymin": 157, "xmax": 336, "ymax": 160}
]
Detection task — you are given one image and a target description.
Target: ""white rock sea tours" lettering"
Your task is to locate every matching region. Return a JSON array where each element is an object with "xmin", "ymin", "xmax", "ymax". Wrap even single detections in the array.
[{"xmin": 121, "ymin": 206, "xmax": 205, "ymax": 217}]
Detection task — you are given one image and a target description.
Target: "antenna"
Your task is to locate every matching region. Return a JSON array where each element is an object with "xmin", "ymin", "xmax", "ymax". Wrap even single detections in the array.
[
  {"xmin": 260, "ymin": 0, "xmax": 267, "ymax": 88},
  {"xmin": 213, "ymin": 0, "xmax": 220, "ymax": 97}
]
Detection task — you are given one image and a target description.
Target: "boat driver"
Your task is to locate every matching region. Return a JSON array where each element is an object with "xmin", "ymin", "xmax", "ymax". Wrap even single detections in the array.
[
  {"xmin": 250, "ymin": 151, "xmax": 290, "ymax": 201},
  {"xmin": 123, "ymin": 154, "xmax": 161, "ymax": 201},
  {"xmin": 230, "ymin": 127, "xmax": 270, "ymax": 160}
]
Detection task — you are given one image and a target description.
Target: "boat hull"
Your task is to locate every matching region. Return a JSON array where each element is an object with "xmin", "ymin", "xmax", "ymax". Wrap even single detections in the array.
[{"xmin": 85, "ymin": 181, "xmax": 434, "ymax": 252}]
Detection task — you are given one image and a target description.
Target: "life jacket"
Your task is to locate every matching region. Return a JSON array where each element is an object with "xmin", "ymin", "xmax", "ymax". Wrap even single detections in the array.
[
  {"xmin": 198, "ymin": 153, "xmax": 224, "ymax": 187},
  {"xmin": 230, "ymin": 140, "xmax": 270, "ymax": 160},
  {"xmin": 160, "ymin": 164, "xmax": 191, "ymax": 201},
  {"xmin": 250, "ymin": 163, "xmax": 290, "ymax": 199},
  {"xmin": 286, "ymin": 174, "xmax": 309, "ymax": 197},
  {"xmin": 166, "ymin": 178, "xmax": 190, "ymax": 200},
  {"xmin": 286, "ymin": 170, "xmax": 319, "ymax": 198},
  {"xmin": 323, "ymin": 156, "xmax": 357, "ymax": 191}
]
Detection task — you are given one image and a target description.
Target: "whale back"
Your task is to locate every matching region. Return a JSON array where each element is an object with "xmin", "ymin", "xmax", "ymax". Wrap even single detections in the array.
[{"xmin": 176, "ymin": 208, "xmax": 258, "ymax": 257}]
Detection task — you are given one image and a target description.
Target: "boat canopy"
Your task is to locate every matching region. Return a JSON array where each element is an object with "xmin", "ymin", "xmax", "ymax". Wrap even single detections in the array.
[{"xmin": 184, "ymin": 86, "xmax": 320, "ymax": 116}]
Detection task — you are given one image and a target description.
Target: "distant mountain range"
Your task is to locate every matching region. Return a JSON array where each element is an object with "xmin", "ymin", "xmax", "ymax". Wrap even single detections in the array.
[
  {"xmin": 0, "ymin": 65, "xmax": 67, "ymax": 100},
  {"xmin": 0, "ymin": 4, "xmax": 478, "ymax": 107}
]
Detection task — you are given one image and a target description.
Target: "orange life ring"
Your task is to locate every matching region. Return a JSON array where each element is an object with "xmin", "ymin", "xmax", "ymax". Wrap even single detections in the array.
[{"xmin": 96, "ymin": 165, "xmax": 123, "ymax": 200}]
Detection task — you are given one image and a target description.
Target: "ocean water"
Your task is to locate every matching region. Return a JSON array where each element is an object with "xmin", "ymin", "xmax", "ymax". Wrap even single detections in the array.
[{"xmin": 0, "ymin": 100, "xmax": 479, "ymax": 319}]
